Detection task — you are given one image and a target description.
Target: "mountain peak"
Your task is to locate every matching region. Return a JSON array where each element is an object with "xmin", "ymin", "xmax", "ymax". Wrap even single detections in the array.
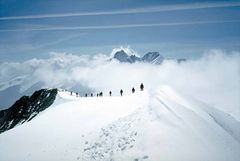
[
  {"xmin": 142, "ymin": 52, "xmax": 164, "ymax": 64},
  {"xmin": 113, "ymin": 50, "xmax": 129, "ymax": 62},
  {"xmin": 112, "ymin": 50, "xmax": 164, "ymax": 64},
  {"xmin": 143, "ymin": 51, "xmax": 160, "ymax": 58},
  {"xmin": 113, "ymin": 50, "xmax": 140, "ymax": 63}
]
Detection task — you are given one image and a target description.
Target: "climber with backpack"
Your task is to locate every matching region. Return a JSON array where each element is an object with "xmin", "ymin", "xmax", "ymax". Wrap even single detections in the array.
[
  {"xmin": 120, "ymin": 89, "xmax": 123, "ymax": 96},
  {"xmin": 132, "ymin": 87, "xmax": 135, "ymax": 93},
  {"xmin": 140, "ymin": 83, "xmax": 144, "ymax": 91}
]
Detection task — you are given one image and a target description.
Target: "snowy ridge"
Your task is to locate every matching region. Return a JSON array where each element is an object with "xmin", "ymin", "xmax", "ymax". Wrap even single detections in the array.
[
  {"xmin": 0, "ymin": 86, "xmax": 239, "ymax": 161},
  {"xmin": 0, "ymin": 88, "xmax": 57, "ymax": 133}
]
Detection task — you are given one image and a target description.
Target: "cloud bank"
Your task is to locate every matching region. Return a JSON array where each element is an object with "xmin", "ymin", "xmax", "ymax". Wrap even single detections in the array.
[{"xmin": 0, "ymin": 49, "xmax": 239, "ymax": 120}]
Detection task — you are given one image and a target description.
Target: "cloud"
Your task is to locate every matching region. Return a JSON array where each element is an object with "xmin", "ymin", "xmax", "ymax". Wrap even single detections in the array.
[
  {"xmin": 0, "ymin": 1, "xmax": 240, "ymax": 20},
  {"xmin": 0, "ymin": 48, "xmax": 239, "ymax": 120},
  {"xmin": 1, "ymin": 19, "xmax": 240, "ymax": 32}
]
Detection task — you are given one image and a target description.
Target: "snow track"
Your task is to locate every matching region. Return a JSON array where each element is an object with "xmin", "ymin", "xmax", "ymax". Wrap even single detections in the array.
[{"xmin": 0, "ymin": 86, "xmax": 239, "ymax": 161}]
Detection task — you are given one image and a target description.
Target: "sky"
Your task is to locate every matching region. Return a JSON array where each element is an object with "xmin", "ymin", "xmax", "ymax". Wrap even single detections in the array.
[{"xmin": 0, "ymin": 0, "xmax": 240, "ymax": 61}]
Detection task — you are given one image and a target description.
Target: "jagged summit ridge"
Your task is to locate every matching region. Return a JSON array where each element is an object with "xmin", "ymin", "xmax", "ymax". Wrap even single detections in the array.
[
  {"xmin": 0, "ymin": 88, "xmax": 57, "ymax": 133},
  {"xmin": 112, "ymin": 49, "xmax": 164, "ymax": 64}
]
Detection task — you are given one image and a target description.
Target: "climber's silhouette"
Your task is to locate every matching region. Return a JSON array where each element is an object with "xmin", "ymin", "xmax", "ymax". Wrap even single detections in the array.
[
  {"xmin": 120, "ymin": 89, "xmax": 123, "ymax": 96},
  {"xmin": 85, "ymin": 93, "xmax": 87, "ymax": 97},
  {"xmin": 91, "ymin": 93, "xmax": 93, "ymax": 97},
  {"xmin": 132, "ymin": 87, "xmax": 135, "ymax": 93},
  {"xmin": 97, "ymin": 93, "xmax": 99, "ymax": 97},
  {"xmin": 109, "ymin": 91, "xmax": 112, "ymax": 96},
  {"xmin": 70, "ymin": 91, "xmax": 72, "ymax": 95},
  {"xmin": 99, "ymin": 92, "xmax": 103, "ymax": 97},
  {"xmin": 76, "ymin": 92, "xmax": 78, "ymax": 97},
  {"xmin": 140, "ymin": 83, "xmax": 144, "ymax": 91}
]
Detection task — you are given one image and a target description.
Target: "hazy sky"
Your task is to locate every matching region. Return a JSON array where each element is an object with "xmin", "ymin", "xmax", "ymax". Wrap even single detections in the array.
[{"xmin": 0, "ymin": 0, "xmax": 240, "ymax": 61}]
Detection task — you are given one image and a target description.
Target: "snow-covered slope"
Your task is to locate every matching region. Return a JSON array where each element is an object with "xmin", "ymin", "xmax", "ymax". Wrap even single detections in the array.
[
  {"xmin": 0, "ymin": 87, "xmax": 239, "ymax": 161},
  {"xmin": 0, "ymin": 77, "xmax": 91, "ymax": 110},
  {"xmin": 0, "ymin": 77, "xmax": 45, "ymax": 110}
]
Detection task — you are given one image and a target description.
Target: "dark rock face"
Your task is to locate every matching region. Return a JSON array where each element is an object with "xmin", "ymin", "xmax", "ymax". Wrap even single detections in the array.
[
  {"xmin": 113, "ymin": 50, "xmax": 129, "ymax": 62},
  {"xmin": 0, "ymin": 88, "xmax": 58, "ymax": 134}
]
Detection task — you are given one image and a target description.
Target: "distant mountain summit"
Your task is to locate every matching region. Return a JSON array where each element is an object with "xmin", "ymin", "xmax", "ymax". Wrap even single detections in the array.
[
  {"xmin": 112, "ymin": 49, "xmax": 186, "ymax": 64},
  {"xmin": 112, "ymin": 50, "xmax": 164, "ymax": 64},
  {"xmin": 142, "ymin": 52, "xmax": 164, "ymax": 64},
  {"xmin": 113, "ymin": 50, "xmax": 140, "ymax": 63}
]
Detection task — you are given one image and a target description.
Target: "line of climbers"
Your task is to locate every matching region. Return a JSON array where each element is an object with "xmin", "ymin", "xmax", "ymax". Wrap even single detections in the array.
[{"xmin": 70, "ymin": 83, "xmax": 144, "ymax": 97}]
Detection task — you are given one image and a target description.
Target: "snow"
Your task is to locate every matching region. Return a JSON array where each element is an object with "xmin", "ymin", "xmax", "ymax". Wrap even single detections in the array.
[
  {"xmin": 0, "ymin": 75, "xmax": 27, "ymax": 91},
  {"xmin": 6, "ymin": 120, "xmax": 13, "ymax": 128},
  {"xmin": 0, "ymin": 86, "xmax": 239, "ymax": 161},
  {"xmin": 0, "ymin": 78, "xmax": 44, "ymax": 110}
]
